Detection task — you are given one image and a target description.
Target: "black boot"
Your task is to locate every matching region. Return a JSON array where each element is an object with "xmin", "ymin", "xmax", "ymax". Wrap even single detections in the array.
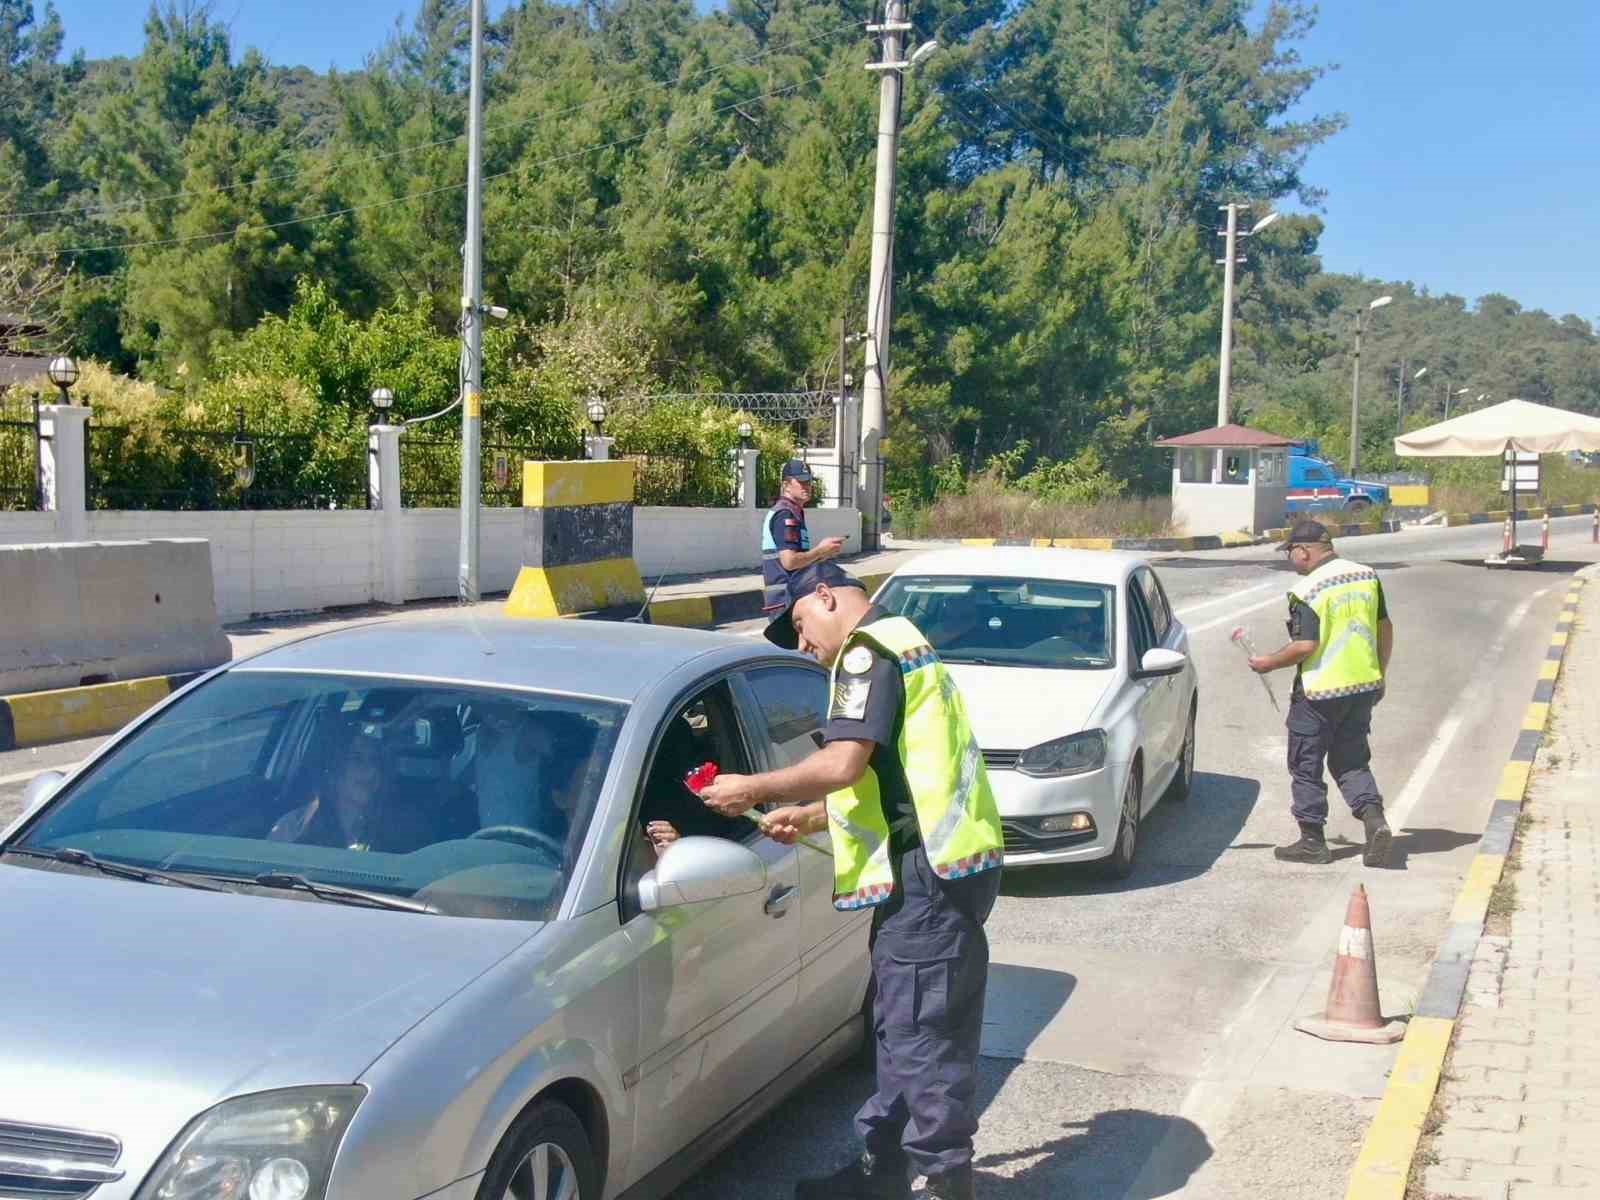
[
  {"xmin": 1361, "ymin": 804, "xmax": 1393, "ymax": 867},
  {"xmin": 794, "ymin": 1151, "xmax": 911, "ymax": 1200},
  {"xmin": 1274, "ymin": 821, "xmax": 1331, "ymax": 864},
  {"xmin": 924, "ymin": 1165, "xmax": 977, "ymax": 1200}
]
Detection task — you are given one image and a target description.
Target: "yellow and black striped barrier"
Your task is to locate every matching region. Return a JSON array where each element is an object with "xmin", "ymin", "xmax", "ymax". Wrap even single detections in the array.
[
  {"xmin": 0, "ymin": 671, "xmax": 200, "ymax": 752},
  {"xmin": 1343, "ymin": 575, "xmax": 1588, "ymax": 1200},
  {"xmin": 505, "ymin": 460, "xmax": 646, "ymax": 620}
]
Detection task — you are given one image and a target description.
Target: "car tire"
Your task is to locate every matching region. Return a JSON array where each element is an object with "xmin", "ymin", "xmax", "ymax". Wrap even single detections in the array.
[
  {"xmin": 1167, "ymin": 700, "xmax": 1197, "ymax": 803},
  {"xmin": 476, "ymin": 1100, "xmax": 599, "ymax": 1200},
  {"xmin": 1098, "ymin": 762, "xmax": 1142, "ymax": 880},
  {"xmin": 1346, "ymin": 497, "xmax": 1373, "ymax": 514}
]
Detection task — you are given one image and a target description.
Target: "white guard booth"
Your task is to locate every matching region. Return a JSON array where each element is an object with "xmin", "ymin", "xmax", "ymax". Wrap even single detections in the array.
[
  {"xmin": 1395, "ymin": 398, "xmax": 1600, "ymax": 568},
  {"xmin": 1154, "ymin": 424, "xmax": 1292, "ymax": 537}
]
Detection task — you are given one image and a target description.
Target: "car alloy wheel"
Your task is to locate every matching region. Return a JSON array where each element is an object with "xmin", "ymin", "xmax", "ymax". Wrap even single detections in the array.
[
  {"xmin": 504, "ymin": 1143, "xmax": 580, "ymax": 1200},
  {"xmin": 1099, "ymin": 765, "xmax": 1141, "ymax": 880}
]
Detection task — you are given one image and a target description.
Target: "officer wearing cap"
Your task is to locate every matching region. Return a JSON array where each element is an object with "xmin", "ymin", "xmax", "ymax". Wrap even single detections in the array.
[
  {"xmin": 700, "ymin": 561, "xmax": 1004, "ymax": 1200},
  {"xmin": 1248, "ymin": 520, "xmax": 1395, "ymax": 866},
  {"xmin": 762, "ymin": 459, "xmax": 846, "ymax": 615}
]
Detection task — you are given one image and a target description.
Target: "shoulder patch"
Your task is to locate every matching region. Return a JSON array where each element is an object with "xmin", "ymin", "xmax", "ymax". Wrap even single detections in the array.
[
  {"xmin": 842, "ymin": 646, "xmax": 875, "ymax": 675},
  {"xmin": 832, "ymin": 677, "xmax": 872, "ymax": 721}
]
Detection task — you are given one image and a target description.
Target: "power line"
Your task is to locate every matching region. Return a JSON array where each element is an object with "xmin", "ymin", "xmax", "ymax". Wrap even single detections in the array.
[
  {"xmin": 24, "ymin": 64, "xmax": 855, "ymax": 259},
  {"xmin": 0, "ymin": 21, "xmax": 864, "ymax": 223}
]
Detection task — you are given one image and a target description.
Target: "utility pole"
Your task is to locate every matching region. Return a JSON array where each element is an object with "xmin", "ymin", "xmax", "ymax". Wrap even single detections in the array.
[
  {"xmin": 1396, "ymin": 355, "xmax": 1406, "ymax": 431},
  {"xmin": 1351, "ymin": 310, "xmax": 1365, "ymax": 477},
  {"xmin": 858, "ymin": 0, "xmax": 909, "ymax": 553},
  {"xmin": 1216, "ymin": 203, "xmax": 1242, "ymax": 431},
  {"xmin": 456, "ymin": 0, "xmax": 486, "ymax": 604}
]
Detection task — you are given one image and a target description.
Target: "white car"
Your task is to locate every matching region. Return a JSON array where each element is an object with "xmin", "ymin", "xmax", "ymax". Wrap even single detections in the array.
[{"xmin": 874, "ymin": 548, "xmax": 1199, "ymax": 876}]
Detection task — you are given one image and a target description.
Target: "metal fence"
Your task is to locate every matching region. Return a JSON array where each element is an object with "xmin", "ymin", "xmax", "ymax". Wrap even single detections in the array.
[
  {"xmin": 0, "ymin": 394, "xmax": 41, "ymax": 511},
  {"xmin": 617, "ymin": 450, "xmax": 739, "ymax": 508},
  {"xmin": 87, "ymin": 412, "xmax": 368, "ymax": 511},
  {"xmin": 399, "ymin": 431, "xmax": 588, "ymax": 508}
]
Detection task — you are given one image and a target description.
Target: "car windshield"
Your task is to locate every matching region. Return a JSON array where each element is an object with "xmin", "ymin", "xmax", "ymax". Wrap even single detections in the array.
[
  {"xmin": 8, "ymin": 671, "xmax": 626, "ymax": 921},
  {"xmin": 877, "ymin": 575, "xmax": 1116, "ymax": 670}
]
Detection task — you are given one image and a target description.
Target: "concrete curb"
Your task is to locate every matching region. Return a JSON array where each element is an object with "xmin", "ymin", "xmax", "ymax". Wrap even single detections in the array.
[
  {"xmin": 0, "ymin": 671, "xmax": 201, "ymax": 752},
  {"xmin": 1342, "ymin": 574, "xmax": 1589, "ymax": 1200}
]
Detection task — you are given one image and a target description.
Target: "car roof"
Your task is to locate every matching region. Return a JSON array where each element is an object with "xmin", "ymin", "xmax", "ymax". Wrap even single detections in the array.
[
  {"xmin": 885, "ymin": 546, "xmax": 1146, "ymax": 586},
  {"xmin": 233, "ymin": 617, "xmax": 767, "ymax": 703}
]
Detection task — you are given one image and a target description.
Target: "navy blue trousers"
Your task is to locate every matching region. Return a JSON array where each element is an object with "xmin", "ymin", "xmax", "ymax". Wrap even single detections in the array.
[
  {"xmin": 857, "ymin": 846, "xmax": 1000, "ymax": 1176},
  {"xmin": 1287, "ymin": 691, "xmax": 1384, "ymax": 825}
]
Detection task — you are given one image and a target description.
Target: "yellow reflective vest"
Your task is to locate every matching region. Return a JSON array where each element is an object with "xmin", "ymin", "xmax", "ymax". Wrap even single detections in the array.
[
  {"xmin": 1290, "ymin": 557, "xmax": 1384, "ymax": 701},
  {"xmin": 823, "ymin": 614, "xmax": 1004, "ymax": 910}
]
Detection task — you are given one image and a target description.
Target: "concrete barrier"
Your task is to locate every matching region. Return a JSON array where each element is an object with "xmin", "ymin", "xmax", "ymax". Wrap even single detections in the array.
[{"xmin": 0, "ymin": 538, "xmax": 232, "ymax": 694}]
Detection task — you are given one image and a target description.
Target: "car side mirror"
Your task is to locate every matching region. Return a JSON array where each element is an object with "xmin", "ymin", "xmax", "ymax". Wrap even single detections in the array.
[
  {"xmin": 1138, "ymin": 648, "xmax": 1187, "ymax": 679},
  {"xmin": 19, "ymin": 770, "xmax": 66, "ymax": 820},
  {"xmin": 639, "ymin": 836, "xmax": 768, "ymax": 913}
]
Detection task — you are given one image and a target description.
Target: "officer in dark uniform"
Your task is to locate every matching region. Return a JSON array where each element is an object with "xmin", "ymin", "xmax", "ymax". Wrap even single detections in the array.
[
  {"xmin": 1249, "ymin": 520, "xmax": 1395, "ymax": 866},
  {"xmin": 701, "ymin": 562, "xmax": 1004, "ymax": 1200},
  {"xmin": 761, "ymin": 460, "xmax": 846, "ymax": 615}
]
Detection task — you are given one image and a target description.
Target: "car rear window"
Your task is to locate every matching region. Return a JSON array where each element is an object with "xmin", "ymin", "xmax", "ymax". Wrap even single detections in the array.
[{"xmin": 11, "ymin": 671, "xmax": 626, "ymax": 921}]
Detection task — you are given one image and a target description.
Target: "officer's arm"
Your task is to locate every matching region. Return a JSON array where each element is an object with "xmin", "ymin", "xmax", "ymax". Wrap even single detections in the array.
[
  {"xmin": 1378, "ymin": 618, "xmax": 1394, "ymax": 674},
  {"xmin": 777, "ymin": 544, "xmax": 831, "ymax": 572},
  {"xmin": 1254, "ymin": 639, "xmax": 1319, "ymax": 671},
  {"xmin": 748, "ymin": 738, "xmax": 874, "ymax": 805}
]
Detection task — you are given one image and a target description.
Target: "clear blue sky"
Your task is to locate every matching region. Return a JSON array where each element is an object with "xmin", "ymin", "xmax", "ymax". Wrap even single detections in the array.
[{"xmin": 51, "ymin": 1, "xmax": 1599, "ymax": 324}]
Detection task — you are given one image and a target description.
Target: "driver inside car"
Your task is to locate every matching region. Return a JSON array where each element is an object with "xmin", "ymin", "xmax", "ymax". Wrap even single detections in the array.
[
  {"xmin": 473, "ymin": 708, "xmax": 600, "ymax": 861},
  {"xmin": 268, "ymin": 718, "xmax": 393, "ymax": 851}
]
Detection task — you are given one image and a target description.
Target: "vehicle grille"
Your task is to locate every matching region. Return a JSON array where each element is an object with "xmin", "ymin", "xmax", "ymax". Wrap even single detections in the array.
[
  {"xmin": 982, "ymin": 749, "xmax": 1020, "ymax": 771},
  {"xmin": 1001, "ymin": 821, "xmax": 1095, "ymax": 856},
  {"xmin": 0, "ymin": 1120, "xmax": 123, "ymax": 1200}
]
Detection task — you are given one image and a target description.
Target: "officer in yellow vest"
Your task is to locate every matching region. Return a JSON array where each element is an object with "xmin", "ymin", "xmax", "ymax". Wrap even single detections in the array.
[
  {"xmin": 700, "ymin": 562, "xmax": 1004, "ymax": 1200},
  {"xmin": 1248, "ymin": 521, "xmax": 1395, "ymax": 866}
]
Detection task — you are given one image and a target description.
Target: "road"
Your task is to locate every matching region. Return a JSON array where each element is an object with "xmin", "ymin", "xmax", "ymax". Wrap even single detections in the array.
[{"xmin": 3, "ymin": 515, "xmax": 1598, "ymax": 1199}]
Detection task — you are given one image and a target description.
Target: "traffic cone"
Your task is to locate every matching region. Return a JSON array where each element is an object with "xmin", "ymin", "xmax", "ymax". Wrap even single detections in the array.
[{"xmin": 1295, "ymin": 884, "xmax": 1406, "ymax": 1044}]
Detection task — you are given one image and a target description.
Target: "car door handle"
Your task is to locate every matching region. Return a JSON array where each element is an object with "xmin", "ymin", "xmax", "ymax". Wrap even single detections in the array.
[{"xmin": 764, "ymin": 885, "xmax": 798, "ymax": 918}]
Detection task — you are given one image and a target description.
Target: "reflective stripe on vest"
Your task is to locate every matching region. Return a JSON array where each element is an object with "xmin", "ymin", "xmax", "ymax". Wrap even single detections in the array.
[
  {"xmin": 1291, "ymin": 558, "xmax": 1384, "ymax": 701},
  {"xmin": 824, "ymin": 615, "xmax": 1004, "ymax": 909}
]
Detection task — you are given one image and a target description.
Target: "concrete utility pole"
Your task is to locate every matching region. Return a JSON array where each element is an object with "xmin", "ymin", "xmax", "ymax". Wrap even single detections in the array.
[
  {"xmin": 858, "ymin": 0, "xmax": 910, "ymax": 553},
  {"xmin": 1349, "ymin": 294, "xmax": 1393, "ymax": 476},
  {"xmin": 456, "ymin": 0, "xmax": 486, "ymax": 603},
  {"xmin": 1216, "ymin": 203, "xmax": 1242, "ymax": 431}
]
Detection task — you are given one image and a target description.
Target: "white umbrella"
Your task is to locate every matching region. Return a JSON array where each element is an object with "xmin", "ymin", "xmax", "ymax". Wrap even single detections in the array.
[{"xmin": 1395, "ymin": 398, "xmax": 1600, "ymax": 457}]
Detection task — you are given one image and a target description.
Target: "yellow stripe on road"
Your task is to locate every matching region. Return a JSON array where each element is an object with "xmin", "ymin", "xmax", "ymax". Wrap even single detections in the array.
[
  {"xmin": 1344, "ymin": 1016, "xmax": 1455, "ymax": 1200},
  {"xmin": 1450, "ymin": 854, "xmax": 1507, "ymax": 925}
]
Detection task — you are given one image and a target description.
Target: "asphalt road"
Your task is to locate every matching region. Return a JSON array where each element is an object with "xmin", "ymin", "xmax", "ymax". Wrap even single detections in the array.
[{"xmin": 3, "ymin": 515, "xmax": 1598, "ymax": 1199}]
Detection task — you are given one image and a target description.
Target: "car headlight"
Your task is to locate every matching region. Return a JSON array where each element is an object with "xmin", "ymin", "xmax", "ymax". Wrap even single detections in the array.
[
  {"xmin": 134, "ymin": 1086, "xmax": 365, "ymax": 1200},
  {"xmin": 1017, "ymin": 730, "xmax": 1107, "ymax": 778}
]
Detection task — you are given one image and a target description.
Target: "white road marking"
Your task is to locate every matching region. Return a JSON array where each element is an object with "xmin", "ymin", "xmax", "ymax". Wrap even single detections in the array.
[
  {"xmin": 1184, "ymin": 591, "xmax": 1288, "ymax": 636},
  {"xmin": 1171, "ymin": 578, "xmax": 1284, "ymax": 619}
]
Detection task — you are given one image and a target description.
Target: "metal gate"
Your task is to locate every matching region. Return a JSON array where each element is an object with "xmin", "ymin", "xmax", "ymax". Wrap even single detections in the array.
[{"xmin": 0, "ymin": 394, "xmax": 42, "ymax": 511}]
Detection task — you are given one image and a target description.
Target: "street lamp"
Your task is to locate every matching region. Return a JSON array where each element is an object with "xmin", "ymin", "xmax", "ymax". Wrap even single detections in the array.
[
  {"xmin": 370, "ymin": 386, "xmax": 394, "ymax": 424},
  {"xmin": 1215, "ymin": 204, "xmax": 1280, "ymax": 477},
  {"xmin": 737, "ymin": 420, "xmax": 754, "ymax": 450},
  {"xmin": 1350, "ymin": 295, "xmax": 1393, "ymax": 475},
  {"xmin": 232, "ymin": 407, "xmax": 256, "ymax": 492},
  {"xmin": 1250, "ymin": 211, "xmax": 1281, "ymax": 234},
  {"xmin": 1447, "ymin": 386, "xmax": 1469, "ymax": 418},
  {"xmin": 1400, "ymin": 365, "xmax": 1427, "ymax": 428},
  {"xmin": 46, "ymin": 355, "xmax": 79, "ymax": 404},
  {"xmin": 586, "ymin": 398, "xmax": 608, "ymax": 438}
]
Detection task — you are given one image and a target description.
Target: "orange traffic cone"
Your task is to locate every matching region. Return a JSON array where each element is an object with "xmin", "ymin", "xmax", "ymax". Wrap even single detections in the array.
[{"xmin": 1295, "ymin": 884, "xmax": 1406, "ymax": 1044}]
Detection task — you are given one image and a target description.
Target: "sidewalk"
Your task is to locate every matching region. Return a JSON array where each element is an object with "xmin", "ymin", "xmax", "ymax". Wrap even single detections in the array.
[{"xmin": 1421, "ymin": 567, "xmax": 1600, "ymax": 1199}]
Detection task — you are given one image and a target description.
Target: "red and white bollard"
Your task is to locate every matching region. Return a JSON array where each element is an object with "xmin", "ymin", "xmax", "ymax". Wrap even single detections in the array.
[{"xmin": 1503, "ymin": 515, "xmax": 1513, "ymax": 554}]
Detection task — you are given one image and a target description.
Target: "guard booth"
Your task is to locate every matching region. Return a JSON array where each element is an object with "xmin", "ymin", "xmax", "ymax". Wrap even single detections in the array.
[{"xmin": 1154, "ymin": 424, "xmax": 1292, "ymax": 537}]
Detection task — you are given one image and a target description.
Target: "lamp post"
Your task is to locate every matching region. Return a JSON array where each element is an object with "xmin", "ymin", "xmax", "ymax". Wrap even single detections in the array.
[
  {"xmin": 1350, "ymin": 295, "xmax": 1393, "ymax": 475},
  {"xmin": 586, "ymin": 398, "xmax": 608, "ymax": 460},
  {"xmin": 1215, "ymin": 205, "xmax": 1278, "ymax": 478},
  {"xmin": 1400, "ymin": 365, "xmax": 1427, "ymax": 429},
  {"xmin": 232, "ymin": 407, "xmax": 256, "ymax": 494},
  {"xmin": 46, "ymin": 355, "xmax": 79, "ymax": 405},
  {"xmin": 737, "ymin": 420, "xmax": 754, "ymax": 451},
  {"xmin": 370, "ymin": 386, "xmax": 395, "ymax": 426}
]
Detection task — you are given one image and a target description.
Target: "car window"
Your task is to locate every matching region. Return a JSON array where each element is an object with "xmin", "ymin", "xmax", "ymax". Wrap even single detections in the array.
[
  {"xmin": 744, "ymin": 665, "xmax": 828, "ymax": 769},
  {"xmin": 1128, "ymin": 582, "xmax": 1157, "ymax": 665},
  {"xmin": 877, "ymin": 575, "xmax": 1115, "ymax": 670},
  {"xmin": 12, "ymin": 671, "xmax": 626, "ymax": 921},
  {"xmin": 1137, "ymin": 570, "xmax": 1171, "ymax": 642},
  {"xmin": 1306, "ymin": 467, "xmax": 1332, "ymax": 483}
]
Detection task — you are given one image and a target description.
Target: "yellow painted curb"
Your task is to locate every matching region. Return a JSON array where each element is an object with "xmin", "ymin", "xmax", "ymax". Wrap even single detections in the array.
[
  {"xmin": 1344, "ymin": 1017, "xmax": 1454, "ymax": 1200},
  {"xmin": 1449, "ymin": 853, "xmax": 1506, "ymax": 925},
  {"xmin": 7, "ymin": 676, "xmax": 175, "ymax": 747},
  {"xmin": 1522, "ymin": 702, "xmax": 1550, "ymax": 731},
  {"xmin": 1538, "ymin": 659, "xmax": 1560, "ymax": 681},
  {"xmin": 504, "ymin": 557, "xmax": 646, "ymax": 620},
  {"xmin": 646, "ymin": 596, "xmax": 715, "ymax": 628},
  {"xmin": 1552, "ymin": 631, "xmax": 1568, "ymax": 648},
  {"xmin": 960, "ymin": 538, "xmax": 997, "ymax": 547},
  {"xmin": 1495, "ymin": 759, "xmax": 1533, "ymax": 802},
  {"xmin": 1053, "ymin": 537, "xmax": 1115, "ymax": 550}
]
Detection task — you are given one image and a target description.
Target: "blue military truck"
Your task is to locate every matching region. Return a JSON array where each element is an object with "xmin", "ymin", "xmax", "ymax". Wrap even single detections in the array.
[{"xmin": 1284, "ymin": 440, "xmax": 1390, "ymax": 514}]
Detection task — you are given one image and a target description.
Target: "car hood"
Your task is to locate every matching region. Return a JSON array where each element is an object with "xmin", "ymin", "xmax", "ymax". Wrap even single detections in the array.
[
  {"xmin": 0, "ymin": 864, "xmax": 536, "ymax": 1181},
  {"xmin": 946, "ymin": 664, "xmax": 1113, "ymax": 751}
]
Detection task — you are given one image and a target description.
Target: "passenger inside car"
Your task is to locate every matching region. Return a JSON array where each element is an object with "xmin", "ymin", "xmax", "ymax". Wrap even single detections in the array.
[
  {"xmin": 472, "ymin": 706, "xmax": 603, "ymax": 861},
  {"xmin": 639, "ymin": 698, "xmax": 755, "ymax": 851}
]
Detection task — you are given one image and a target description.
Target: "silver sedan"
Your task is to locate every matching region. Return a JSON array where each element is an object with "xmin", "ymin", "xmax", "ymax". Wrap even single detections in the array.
[{"xmin": 0, "ymin": 618, "xmax": 871, "ymax": 1200}]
